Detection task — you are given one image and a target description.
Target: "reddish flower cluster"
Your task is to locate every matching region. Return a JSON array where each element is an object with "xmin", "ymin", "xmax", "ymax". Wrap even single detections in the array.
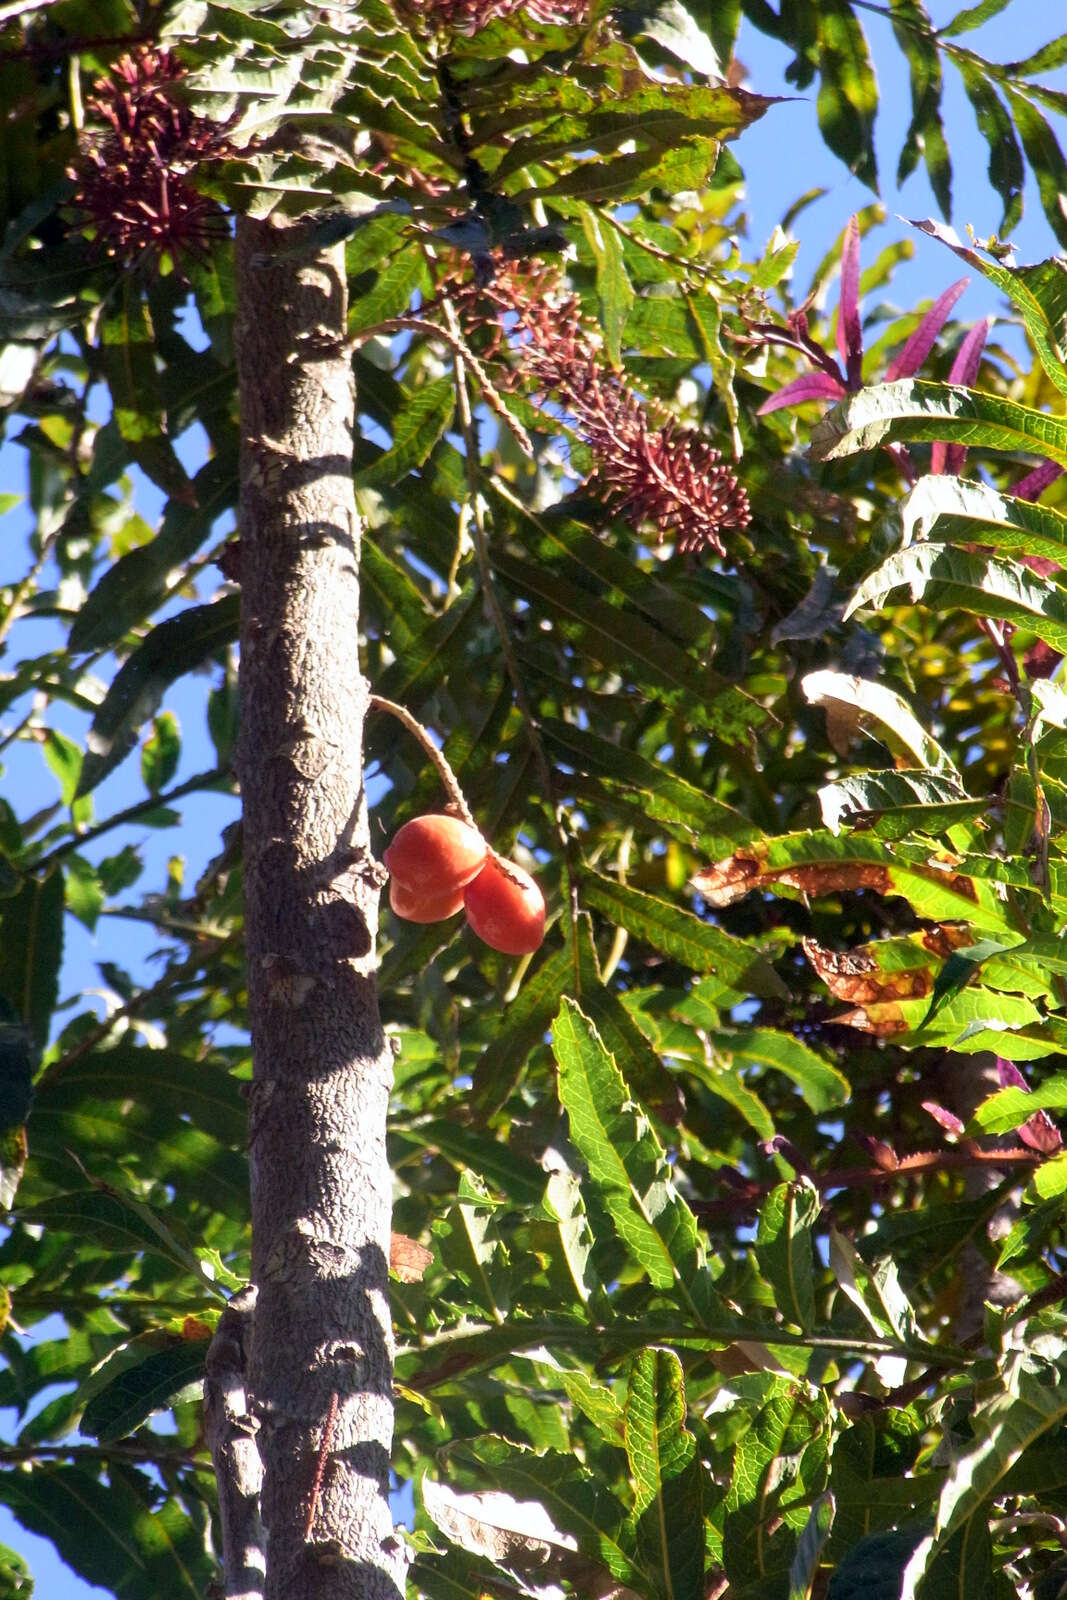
[
  {"xmin": 458, "ymin": 266, "xmax": 751, "ymax": 557},
  {"xmin": 69, "ymin": 48, "xmax": 228, "ymax": 273}
]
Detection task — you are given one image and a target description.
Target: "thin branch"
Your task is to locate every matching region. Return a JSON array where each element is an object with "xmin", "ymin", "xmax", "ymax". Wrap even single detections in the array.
[
  {"xmin": 367, "ymin": 695, "xmax": 477, "ymax": 830},
  {"xmin": 28, "ymin": 763, "xmax": 231, "ymax": 874},
  {"xmin": 351, "ymin": 314, "xmax": 532, "ymax": 459},
  {"xmin": 0, "ymin": 1441, "xmax": 204, "ymax": 1465}
]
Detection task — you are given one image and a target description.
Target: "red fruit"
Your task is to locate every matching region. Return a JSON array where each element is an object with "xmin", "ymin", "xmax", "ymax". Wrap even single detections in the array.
[
  {"xmin": 389, "ymin": 876, "xmax": 465, "ymax": 924},
  {"xmin": 383, "ymin": 814, "xmax": 487, "ymax": 897},
  {"xmin": 464, "ymin": 856, "xmax": 546, "ymax": 955}
]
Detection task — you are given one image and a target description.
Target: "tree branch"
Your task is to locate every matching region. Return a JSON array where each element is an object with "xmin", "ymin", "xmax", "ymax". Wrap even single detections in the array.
[{"xmin": 204, "ymin": 1285, "xmax": 266, "ymax": 1600}]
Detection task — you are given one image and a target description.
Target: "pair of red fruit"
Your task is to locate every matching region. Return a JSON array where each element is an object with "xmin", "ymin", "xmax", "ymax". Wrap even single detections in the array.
[{"xmin": 383, "ymin": 814, "xmax": 546, "ymax": 955}]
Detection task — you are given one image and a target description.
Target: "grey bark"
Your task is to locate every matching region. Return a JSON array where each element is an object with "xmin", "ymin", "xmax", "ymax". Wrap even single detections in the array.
[
  {"xmin": 234, "ymin": 215, "xmax": 404, "ymax": 1600},
  {"xmin": 203, "ymin": 1285, "xmax": 265, "ymax": 1600}
]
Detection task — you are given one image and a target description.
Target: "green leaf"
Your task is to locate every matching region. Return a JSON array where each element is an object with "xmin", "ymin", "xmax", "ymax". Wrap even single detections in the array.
[
  {"xmin": 802, "ymin": 670, "xmax": 955, "ymax": 773},
  {"xmin": 827, "ymin": 1525, "xmax": 932, "ymax": 1600},
  {"xmin": 96, "ymin": 285, "xmax": 194, "ymax": 502},
  {"xmin": 0, "ymin": 872, "xmax": 63, "ymax": 1057},
  {"xmin": 0, "ymin": 1464, "xmax": 214, "ymax": 1597},
  {"xmin": 581, "ymin": 874, "xmax": 788, "ymax": 997},
  {"xmin": 1003, "ymin": 86, "xmax": 1067, "ymax": 251},
  {"xmin": 755, "ymin": 1180, "xmax": 820, "ymax": 1333},
  {"xmin": 814, "ymin": 0, "xmax": 879, "ymax": 190},
  {"xmin": 357, "ymin": 375, "xmax": 455, "ymax": 488},
  {"xmin": 41, "ymin": 729, "xmax": 83, "ymax": 807},
  {"xmin": 817, "ymin": 769, "xmax": 985, "ymax": 843},
  {"xmin": 845, "ymin": 545, "xmax": 1067, "ymax": 655},
  {"xmin": 723, "ymin": 1377, "xmax": 831, "ymax": 1589},
  {"xmin": 491, "ymin": 551, "xmax": 771, "ymax": 738},
  {"xmin": 348, "ymin": 240, "xmax": 430, "ymax": 332},
  {"xmin": 446, "ymin": 1438, "xmax": 643, "ymax": 1589},
  {"xmin": 578, "ymin": 202, "xmax": 634, "ymax": 366},
  {"xmin": 790, "ymin": 1491, "xmax": 835, "ymax": 1600},
  {"xmin": 910, "ymin": 222, "xmax": 1067, "ymax": 394},
  {"xmin": 970, "ymin": 1072, "xmax": 1067, "ymax": 1135},
  {"xmin": 141, "ymin": 711, "xmax": 181, "ymax": 796},
  {"xmin": 625, "ymin": 1347, "xmax": 705, "ymax": 1600},
  {"xmin": 900, "ymin": 473, "xmax": 1067, "ymax": 564},
  {"xmin": 902, "ymin": 1352, "xmax": 1067, "ymax": 1593},
  {"xmin": 829, "ymin": 1231, "xmax": 916, "ymax": 1342},
  {"xmin": 810, "ymin": 379, "xmax": 1067, "ymax": 469},
  {"xmin": 623, "ymin": 0, "xmax": 725, "ymax": 76},
  {"xmin": 468, "ymin": 941, "xmax": 572, "ymax": 1118},
  {"xmin": 76, "ymin": 595, "xmax": 239, "ymax": 797},
  {"xmin": 16, "ymin": 1184, "xmax": 234, "ymax": 1294},
  {"xmin": 80, "ymin": 1337, "xmax": 210, "ymax": 1442},
  {"xmin": 552, "ymin": 998, "xmax": 719, "ymax": 1316},
  {"xmin": 397, "ymin": 1120, "xmax": 544, "ymax": 1208},
  {"xmin": 939, "ymin": 0, "xmax": 1010, "ymax": 36},
  {"xmin": 954, "ymin": 58, "xmax": 1023, "ymax": 234},
  {"xmin": 68, "ymin": 454, "xmax": 238, "ymax": 654},
  {"xmin": 540, "ymin": 718, "xmax": 759, "ymax": 857}
]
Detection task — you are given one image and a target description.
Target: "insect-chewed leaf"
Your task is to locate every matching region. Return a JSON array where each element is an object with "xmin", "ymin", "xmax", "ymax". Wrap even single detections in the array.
[
  {"xmin": 693, "ymin": 832, "xmax": 1011, "ymax": 932},
  {"xmin": 810, "ymin": 378, "xmax": 1067, "ymax": 467},
  {"xmin": 901, "ymin": 473, "xmax": 1067, "ymax": 563},
  {"xmin": 845, "ymin": 544, "xmax": 1067, "ymax": 655},
  {"xmin": 817, "ymin": 769, "xmax": 984, "ymax": 842}
]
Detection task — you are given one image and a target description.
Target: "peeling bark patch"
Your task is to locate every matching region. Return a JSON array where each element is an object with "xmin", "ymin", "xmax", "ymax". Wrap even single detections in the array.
[{"xmin": 262, "ymin": 952, "xmax": 318, "ymax": 1007}]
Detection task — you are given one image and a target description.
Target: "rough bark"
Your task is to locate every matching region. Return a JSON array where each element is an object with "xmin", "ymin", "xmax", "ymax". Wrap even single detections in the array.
[
  {"xmin": 234, "ymin": 215, "xmax": 404, "ymax": 1600},
  {"xmin": 203, "ymin": 1285, "xmax": 265, "ymax": 1599}
]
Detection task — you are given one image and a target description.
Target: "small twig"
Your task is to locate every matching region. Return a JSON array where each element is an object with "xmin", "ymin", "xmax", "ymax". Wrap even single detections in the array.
[
  {"xmin": 351, "ymin": 314, "xmax": 533, "ymax": 459},
  {"xmin": 303, "ymin": 1389, "xmax": 339, "ymax": 1540},
  {"xmin": 0, "ymin": 1441, "xmax": 203, "ymax": 1465},
  {"xmin": 367, "ymin": 694, "xmax": 476, "ymax": 830},
  {"xmin": 27, "ymin": 763, "xmax": 230, "ymax": 875}
]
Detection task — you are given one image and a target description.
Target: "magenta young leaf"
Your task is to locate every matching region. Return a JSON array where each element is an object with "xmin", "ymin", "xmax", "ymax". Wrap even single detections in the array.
[
  {"xmin": 885, "ymin": 276, "xmax": 970, "ymax": 380},
  {"xmin": 757, "ymin": 372, "xmax": 848, "ymax": 414},
  {"xmin": 836, "ymin": 215, "xmax": 863, "ymax": 388},
  {"xmin": 931, "ymin": 317, "xmax": 992, "ymax": 474}
]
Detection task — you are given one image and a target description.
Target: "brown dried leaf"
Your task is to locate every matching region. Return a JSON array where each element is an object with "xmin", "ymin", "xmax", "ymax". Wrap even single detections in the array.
[
  {"xmin": 693, "ymin": 850, "xmax": 891, "ymax": 907},
  {"xmin": 802, "ymin": 937, "xmax": 931, "ymax": 1004},
  {"xmin": 389, "ymin": 1231, "xmax": 433, "ymax": 1283},
  {"xmin": 834, "ymin": 1003, "xmax": 909, "ymax": 1036}
]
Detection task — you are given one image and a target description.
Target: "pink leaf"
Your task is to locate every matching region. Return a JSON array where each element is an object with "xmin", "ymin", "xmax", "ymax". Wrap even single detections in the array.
[
  {"xmin": 996, "ymin": 1058, "xmax": 1028, "ymax": 1091},
  {"xmin": 932, "ymin": 317, "xmax": 991, "ymax": 475},
  {"xmin": 757, "ymin": 372, "xmax": 847, "ymax": 414},
  {"xmin": 1019, "ymin": 1109, "xmax": 1062, "ymax": 1154},
  {"xmin": 1012, "ymin": 460, "xmax": 1064, "ymax": 502},
  {"xmin": 836, "ymin": 216, "xmax": 863, "ymax": 387},
  {"xmin": 949, "ymin": 315, "xmax": 991, "ymax": 387},
  {"xmin": 922, "ymin": 1101, "xmax": 965, "ymax": 1137},
  {"xmin": 885, "ymin": 276, "xmax": 970, "ymax": 381}
]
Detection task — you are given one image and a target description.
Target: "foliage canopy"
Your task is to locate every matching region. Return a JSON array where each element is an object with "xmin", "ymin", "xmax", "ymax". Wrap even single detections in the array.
[{"xmin": 2, "ymin": 0, "xmax": 1067, "ymax": 1595}]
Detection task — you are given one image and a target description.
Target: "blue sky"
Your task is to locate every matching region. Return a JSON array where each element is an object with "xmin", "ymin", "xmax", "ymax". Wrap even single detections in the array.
[{"xmin": 0, "ymin": 3, "xmax": 1065, "ymax": 1591}]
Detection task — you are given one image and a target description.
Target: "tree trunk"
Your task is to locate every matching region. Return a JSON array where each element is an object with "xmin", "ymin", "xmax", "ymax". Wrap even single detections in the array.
[{"xmin": 234, "ymin": 215, "xmax": 403, "ymax": 1600}]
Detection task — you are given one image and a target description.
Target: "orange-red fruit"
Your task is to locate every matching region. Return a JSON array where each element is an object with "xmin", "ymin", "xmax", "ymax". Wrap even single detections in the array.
[
  {"xmin": 389, "ymin": 876, "xmax": 466, "ymax": 924},
  {"xmin": 383, "ymin": 814, "xmax": 487, "ymax": 897},
  {"xmin": 463, "ymin": 856, "xmax": 546, "ymax": 955}
]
